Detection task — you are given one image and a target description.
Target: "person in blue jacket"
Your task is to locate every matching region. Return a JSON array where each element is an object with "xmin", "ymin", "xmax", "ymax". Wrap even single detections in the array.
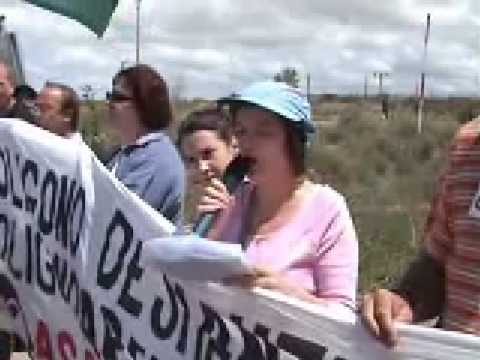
[{"xmin": 107, "ymin": 64, "xmax": 185, "ymax": 227}]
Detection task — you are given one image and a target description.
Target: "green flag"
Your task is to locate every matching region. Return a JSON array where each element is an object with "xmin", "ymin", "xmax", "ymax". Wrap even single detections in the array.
[{"xmin": 24, "ymin": 0, "xmax": 119, "ymax": 37}]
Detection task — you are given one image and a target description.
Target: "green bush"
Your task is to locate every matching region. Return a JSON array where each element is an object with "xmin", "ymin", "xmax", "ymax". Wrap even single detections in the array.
[{"xmin": 310, "ymin": 103, "xmax": 457, "ymax": 290}]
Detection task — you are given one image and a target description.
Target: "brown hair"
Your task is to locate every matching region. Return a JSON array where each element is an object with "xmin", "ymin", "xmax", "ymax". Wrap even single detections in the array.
[
  {"xmin": 45, "ymin": 81, "xmax": 80, "ymax": 131},
  {"xmin": 177, "ymin": 108, "xmax": 233, "ymax": 148},
  {"xmin": 230, "ymin": 103, "xmax": 306, "ymax": 176},
  {"xmin": 282, "ymin": 120, "xmax": 306, "ymax": 176},
  {"xmin": 113, "ymin": 64, "xmax": 172, "ymax": 130}
]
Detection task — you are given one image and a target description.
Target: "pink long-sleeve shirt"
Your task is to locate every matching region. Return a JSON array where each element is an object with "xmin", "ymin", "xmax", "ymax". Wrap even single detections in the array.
[{"xmin": 214, "ymin": 183, "xmax": 358, "ymax": 306}]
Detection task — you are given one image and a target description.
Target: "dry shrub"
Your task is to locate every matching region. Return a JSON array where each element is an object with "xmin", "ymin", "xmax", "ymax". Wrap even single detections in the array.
[{"xmin": 310, "ymin": 102, "xmax": 458, "ymax": 290}]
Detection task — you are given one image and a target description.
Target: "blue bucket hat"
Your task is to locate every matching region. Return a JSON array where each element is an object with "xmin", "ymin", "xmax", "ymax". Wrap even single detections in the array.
[{"xmin": 218, "ymin": 81, "xmax": 315, "ymax": 135}]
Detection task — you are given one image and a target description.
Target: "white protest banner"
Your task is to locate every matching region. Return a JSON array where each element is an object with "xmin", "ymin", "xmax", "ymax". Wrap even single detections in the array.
[{"xmin": 0, "ymin": 119, "xmax": 480, "ymax": 360}]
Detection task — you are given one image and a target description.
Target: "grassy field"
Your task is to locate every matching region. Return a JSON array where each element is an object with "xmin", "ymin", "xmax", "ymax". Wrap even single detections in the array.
[
  {"xmin": 310, "ymin": 99, "xmax": 462, "ymax": 290},
  {"xmin": 80, "ymin": 96, "xmax": 479, "ymax": 292}
]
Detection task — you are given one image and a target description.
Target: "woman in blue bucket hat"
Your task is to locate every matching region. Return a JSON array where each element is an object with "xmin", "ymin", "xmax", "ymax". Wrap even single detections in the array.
[{"xmin": 198, "ymin": 81, "xmax": 358, "ymax": 308}]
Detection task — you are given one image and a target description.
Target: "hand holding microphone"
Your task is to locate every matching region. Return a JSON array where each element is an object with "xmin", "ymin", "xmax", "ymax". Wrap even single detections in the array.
[
  {"xmin": 197, "ymin": 178, "xmax": 232, "ymax": 214},
  {"xmin": 193, "ymin": 156, "xmax": 251, "ymax": 237}
]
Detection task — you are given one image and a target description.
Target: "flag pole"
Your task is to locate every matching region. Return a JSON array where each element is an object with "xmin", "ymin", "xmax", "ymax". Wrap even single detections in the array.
[
  {"xmin": 417, "ymin": 13, "xmax": 431, "ymax": 134},
  {"xmin": 136, "ymin": 0, "xmax": 142, "ymax": 64}
]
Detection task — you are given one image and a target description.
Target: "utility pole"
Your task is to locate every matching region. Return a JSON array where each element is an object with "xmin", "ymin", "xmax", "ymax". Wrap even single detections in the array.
[
  {"xmin": 306, "ymin": 72, "xmax": 311, "ymax": 102},
  {"xmin": 373, "ymin": 72, "xmax": 390, "ymax": 95},
  {"xmin": 477, "ymin": 31, "xmax": 480, "ymax": 97},
  {"xmin": 373, "ymin": 72, "xmax": 390, "ymax": 119},
  {"xmin": 476, "ymin": 73, "xmax": 480, "ymax": 98},
  {"xmin": 135, "ymin": 0, "xmax": 142, "ymax": 64},
  {"xmin": 363, "ymin": 73, "xmax": 368, "ymax": 99},
  {"xmin": 0, "ymin": 16, "xmax": 26, "ymax": 85},
  {"xmin": 417, "ymin": 13, "xmax": 431, "ymax": 134}
]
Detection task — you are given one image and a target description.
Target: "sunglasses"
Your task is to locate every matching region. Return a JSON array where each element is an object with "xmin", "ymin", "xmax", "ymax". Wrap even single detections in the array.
[{"xmin": 106, "ymin": 91, "xmax": 133, "ymax": 102}]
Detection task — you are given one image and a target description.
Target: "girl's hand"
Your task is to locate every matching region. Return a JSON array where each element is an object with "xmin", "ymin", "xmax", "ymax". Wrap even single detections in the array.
[{"xmin": 196, "ymin": 178, "xmax": 233, "ymax": 215}]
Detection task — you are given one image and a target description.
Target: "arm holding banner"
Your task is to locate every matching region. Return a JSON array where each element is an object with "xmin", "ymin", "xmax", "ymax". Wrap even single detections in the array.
[
  {"xmin": 361, "ymin": 250, "xmax": 444, "ymax": 347},
  {"xmin": 141, "ymin": 235, "xmax": 253, "ymax": 281},
  {"xmin": 223, "ymin": 267, "xmax": 330, "ymax": 305},
  {"xmin": 393, "ymin": 250, "xmax": 445, "ymax": 323},
  {"xmin": 361, "ymin": 150, "xmax": 453, "ymax": 347},
  {"xmin": 215, "ymin": 184, "xmax": 358, "ymax": 308}
]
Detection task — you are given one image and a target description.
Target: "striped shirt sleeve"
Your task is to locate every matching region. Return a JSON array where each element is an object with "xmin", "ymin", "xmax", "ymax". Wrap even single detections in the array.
[{"xmin": 423, "ymin": 144, "xmax": 457, "ymax": 263}]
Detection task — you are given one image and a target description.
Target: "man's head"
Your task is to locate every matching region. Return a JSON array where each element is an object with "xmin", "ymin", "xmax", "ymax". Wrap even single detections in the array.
[
  {"xmin": 36, "ymin": 82, "xmax": 80, "ymax": 137},
  {"xmin": 0, "ymin": 61, "xmax": 15, "ymax": 114}
]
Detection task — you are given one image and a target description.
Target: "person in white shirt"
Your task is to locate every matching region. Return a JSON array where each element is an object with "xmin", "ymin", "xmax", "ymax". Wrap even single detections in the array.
[{"xmin": 36, "ymin": 81, "xmax": 80, "ymax": 139}]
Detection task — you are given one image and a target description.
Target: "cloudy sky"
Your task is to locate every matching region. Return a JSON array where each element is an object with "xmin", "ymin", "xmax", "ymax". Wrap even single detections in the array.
[{"xmin": 2, "ymin": 0, "xmax": 480, "ymax": 99}]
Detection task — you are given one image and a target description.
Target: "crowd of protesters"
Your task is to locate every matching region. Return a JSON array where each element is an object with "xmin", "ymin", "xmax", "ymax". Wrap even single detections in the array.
[{"xmin": 1, "ymin": 58, "xmax": 480, "ymax": 359}]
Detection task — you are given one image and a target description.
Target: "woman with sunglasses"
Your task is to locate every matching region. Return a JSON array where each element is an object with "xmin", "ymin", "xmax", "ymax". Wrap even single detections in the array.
[
  {"xmin": 200, "ymin": 81, "xmax": 358, "ymax": 308},
  {"xmin": 107, "ymin": 64, "xmax": 185, "ymax": 226}
]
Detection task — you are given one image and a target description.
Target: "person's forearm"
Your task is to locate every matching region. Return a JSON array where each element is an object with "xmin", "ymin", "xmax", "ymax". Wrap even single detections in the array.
[{"xmin": 392, "ymin": 250, "xmax": 445, "ymax": 322}]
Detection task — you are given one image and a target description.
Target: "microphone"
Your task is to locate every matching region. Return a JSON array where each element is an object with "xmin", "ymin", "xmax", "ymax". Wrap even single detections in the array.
[{"xmin": 193, "ymin": 156, "xmax": 252, "ymax": 237}]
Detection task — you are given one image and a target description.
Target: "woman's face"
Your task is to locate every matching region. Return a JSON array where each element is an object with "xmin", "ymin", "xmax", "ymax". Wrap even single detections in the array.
[
  {"xmin": 181, "ymin": 129, "xmax": 236, "ymax": 186},
  {"xmin": 107, "ymin": 77, "xmax": 139, "ymax": 142},
  {"xmin": 234, "ymin": 107, "xmax": 291, "ymax": 183}
]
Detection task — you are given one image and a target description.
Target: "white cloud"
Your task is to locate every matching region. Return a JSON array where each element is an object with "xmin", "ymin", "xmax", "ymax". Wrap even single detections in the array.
[{"xmin": 2, "ymin": 0, "xmax": 479, "ymax": 98}]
